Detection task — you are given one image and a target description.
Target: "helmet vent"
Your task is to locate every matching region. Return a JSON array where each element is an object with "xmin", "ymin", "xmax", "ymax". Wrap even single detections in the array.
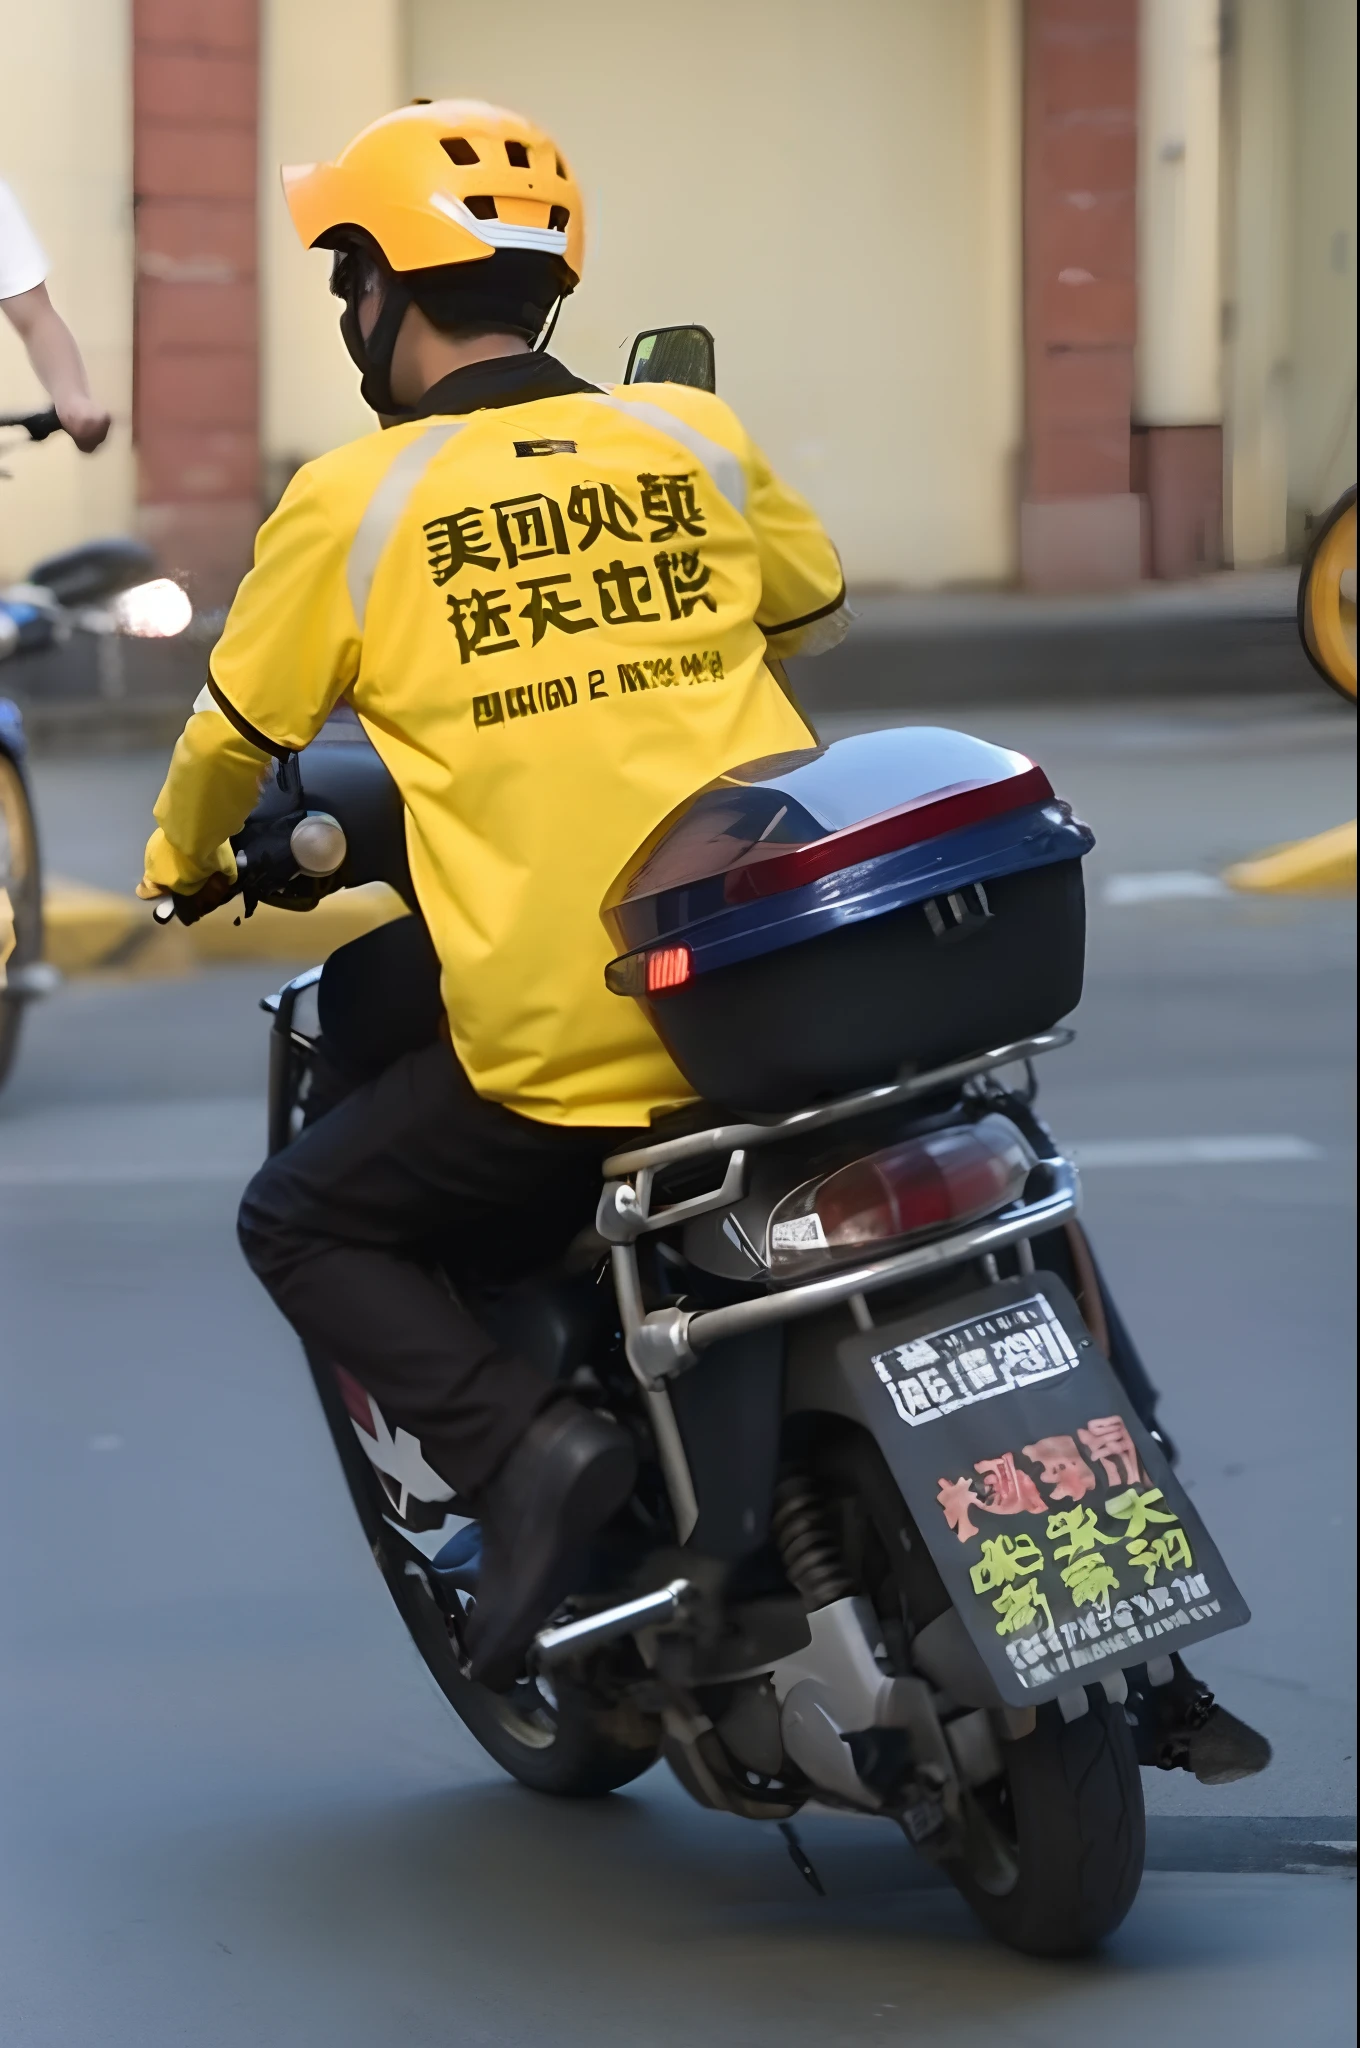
[
  {"xmin": 504, "ymin": 140, "xmax": 531, "ymax": 168},
  {"xmin": 555, "ymin": 156, "xmax": 567, "ymax": 178},
  {"xmin": 441, "ymin": 137, "xmax": 480, "ymax": 166},
  {"xmin": 549, "ymin": 205, "xmax": 570, "ymax": 231},
  {"xmin": 464, "ymin": 195, "xmax": 499, "ymax": 220}
]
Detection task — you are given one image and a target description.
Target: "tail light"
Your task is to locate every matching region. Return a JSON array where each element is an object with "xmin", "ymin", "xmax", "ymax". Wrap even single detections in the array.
[
  {"xmin": 766, "ymin": 1113, "xmax": 1035, "ymax": 1276},
  {"xmin": 646, "ymin": 943, "xmax": 693, "ymax": 993}
]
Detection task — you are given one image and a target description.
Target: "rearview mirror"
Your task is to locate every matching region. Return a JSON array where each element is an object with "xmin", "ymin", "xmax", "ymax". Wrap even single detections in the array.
[
  {"xmin": 624, "ymin": 325, "xmax": 716, "ymax": 393},
  {"xmin": 1298, "ymin": 486, "xmax": 1356, "ymax": 703}
]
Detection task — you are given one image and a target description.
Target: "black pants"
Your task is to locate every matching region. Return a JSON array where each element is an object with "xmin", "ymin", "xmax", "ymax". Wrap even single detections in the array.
[{"xmin": 238, "ymin": 1038, "xmax": 638, "ymax": 1498}]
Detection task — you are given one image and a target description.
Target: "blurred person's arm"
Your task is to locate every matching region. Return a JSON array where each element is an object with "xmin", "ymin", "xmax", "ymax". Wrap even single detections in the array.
[
  {"xmin": 1, "ymin": 283, "xmax": 110, "ymax": 452},
  {"xmin": 140, "ymin": 469, "xmax": 360, "ymax": 899}
]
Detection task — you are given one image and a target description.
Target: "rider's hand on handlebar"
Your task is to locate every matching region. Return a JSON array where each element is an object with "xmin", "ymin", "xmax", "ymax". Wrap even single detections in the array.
[{"xmin": 139, "ymin": 869, "xmax": 239, "ymax": 927}]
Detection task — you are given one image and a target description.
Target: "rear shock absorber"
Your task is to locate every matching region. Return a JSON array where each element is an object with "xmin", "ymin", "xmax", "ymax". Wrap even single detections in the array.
[{"xmin": 772, "ymin": 1474, "xmax": 854, "ymax": 1611}]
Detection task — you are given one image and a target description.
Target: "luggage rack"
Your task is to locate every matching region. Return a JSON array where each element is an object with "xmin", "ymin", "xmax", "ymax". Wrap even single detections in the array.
[
  {"xmin": 600, "ymin": 1028, "xmax": 1079, "ymax": 1378},
  {"xmin": 600, "ymin": 1034, "xmax": 1081, "ymax": 1537},
  {"xmin": 598, "ymin": 1029, "xmax": 1073, "ymax": 1245}
]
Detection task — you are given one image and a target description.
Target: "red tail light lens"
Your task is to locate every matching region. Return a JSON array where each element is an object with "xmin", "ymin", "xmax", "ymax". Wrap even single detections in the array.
[
  {"xmin": 766, "ymin": 1115, "xmax": 1035, "ymax": 1275},
  {"xmin": 646, "ymin": 944, "xmax": 693, "ymax": 994}
]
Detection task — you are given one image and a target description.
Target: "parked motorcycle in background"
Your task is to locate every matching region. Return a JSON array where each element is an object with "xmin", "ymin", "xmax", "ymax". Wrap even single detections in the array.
[
  {"xmin": 152, "ymin": 333, "xmax": 1269, "ymax": 1960},
  {"xmin": 0, "ymin": 405, "xmax": 191, "ymax": 1089}
]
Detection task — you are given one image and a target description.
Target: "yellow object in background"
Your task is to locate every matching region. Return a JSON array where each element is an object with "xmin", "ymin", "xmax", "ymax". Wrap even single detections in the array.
[
  {"xmin": 42, "ymin": 876, "xmax": 144, "ymax": 972},
  {"xmin": 183, "ymin": 881, "xmax": 406, "ymax": 962},
  {"xmin": 1298, "ymin": 487, "xmax": 1356, "ymax": 703},
  {"xmin": 0, "ymin": 884, "xmax": 14, "ymax": 986},
  {"xmin": 44, "ymin": 877, "xmax": 405, "ymax": 976},
  {"xmin": 1225, "ymin": 488, "xmax": 1357, "ymax": 897},
  {"xmin": 1225, "ymin": 819, "xmax": 1357, "ymax": 896}
]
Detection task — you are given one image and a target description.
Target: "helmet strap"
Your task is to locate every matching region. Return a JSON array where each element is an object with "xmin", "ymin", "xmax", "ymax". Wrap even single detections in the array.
[{"xmin": 338, "ymin": 270, "xmax": 415, "ymax": 417}]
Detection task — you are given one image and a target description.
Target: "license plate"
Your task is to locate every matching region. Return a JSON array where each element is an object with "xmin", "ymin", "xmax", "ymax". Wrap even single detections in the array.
[{"xmin": 838, "ymin": 1274, "xmax": 1250, "ymax": 1708}]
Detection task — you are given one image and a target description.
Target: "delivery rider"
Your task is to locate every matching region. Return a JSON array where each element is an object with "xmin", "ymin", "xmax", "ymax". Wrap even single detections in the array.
[{"xmin": 138, "ymin": 101, "xmax": 848, "ymax": 1689}]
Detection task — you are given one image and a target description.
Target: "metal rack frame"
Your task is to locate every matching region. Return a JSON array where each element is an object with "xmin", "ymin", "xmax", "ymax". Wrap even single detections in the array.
[{"xmin": 597, "ymin": 1032, "xmax": 1080, "ymax": 1537}]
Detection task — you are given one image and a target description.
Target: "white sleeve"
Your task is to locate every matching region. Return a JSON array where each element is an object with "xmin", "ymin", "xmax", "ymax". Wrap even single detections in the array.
[{"xmin": 0, "ymin": 180, "xmax": 48, "ymax": 301}]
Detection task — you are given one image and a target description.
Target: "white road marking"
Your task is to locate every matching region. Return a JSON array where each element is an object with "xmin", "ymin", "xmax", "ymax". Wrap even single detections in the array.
[
  {"xmin": 1103, "ymin": 871, "xmax": 1230, "ymax": 905},
  {"xmin": 1069, "ymin": 1135, "xmax": 1323, "ymax": 1168}
]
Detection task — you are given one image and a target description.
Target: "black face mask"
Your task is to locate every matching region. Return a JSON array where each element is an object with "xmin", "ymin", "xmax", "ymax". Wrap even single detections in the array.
[{"xmin": 332, "ymin": 248, "xmax": 414, "ymax": 417}]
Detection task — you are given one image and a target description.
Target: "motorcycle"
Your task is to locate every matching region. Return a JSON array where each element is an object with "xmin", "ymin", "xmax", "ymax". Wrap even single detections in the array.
[
  {"xmin": 153, "ymin": 336, "xmax": 1257, "ymax": 1958},
  {"xmin": 0, "ymin": 405, "xmax": 192, "ymax": 1087}
]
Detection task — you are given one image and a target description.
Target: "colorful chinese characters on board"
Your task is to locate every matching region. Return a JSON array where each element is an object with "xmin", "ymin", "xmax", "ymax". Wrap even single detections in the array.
[
  {"xmin": 869, "ymin": 1295, "xmax": 1224, "ymax": 1692},
  {"xmin": 938, "ymin": 1411, "xmax": 1212, "ymax": 1690}
]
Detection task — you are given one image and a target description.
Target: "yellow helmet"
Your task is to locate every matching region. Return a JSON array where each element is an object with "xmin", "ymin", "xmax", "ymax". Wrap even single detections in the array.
[{"xmin": 282, "ymin": 99, "xmax": 586, "ymax": 285}]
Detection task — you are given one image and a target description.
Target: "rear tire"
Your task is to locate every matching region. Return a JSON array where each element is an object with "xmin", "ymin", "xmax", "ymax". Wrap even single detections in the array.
[
  {"xmin": 947, "ymin": 1692, "xmax": 1145, "ymax": 1956},
  {"xmin": 807, "ymin": 1421, "xmax": 1144, "ymax": 1956}
]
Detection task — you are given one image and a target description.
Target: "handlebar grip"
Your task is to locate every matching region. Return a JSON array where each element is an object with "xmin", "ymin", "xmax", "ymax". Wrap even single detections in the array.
[
  {"xmin": 150, "ymin": 870, "xmax": 240, "ymax": 927},
  {"xmin": 0, "ymin": 409, "xmax": 63, "ymax": 442}
]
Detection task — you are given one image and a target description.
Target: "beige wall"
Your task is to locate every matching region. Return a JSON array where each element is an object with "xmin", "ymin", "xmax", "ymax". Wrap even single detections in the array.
[
  {"xmin": 260, "ymin": 0, "xmax": 403, "ymax": 498},
  {"xmin": 1288, "ymin": 0, "xmax": 1357, "ymax": 521},
  {"xmin": 0, "ymin": 0, "xmax": 134, "ymax": 582},
  {"xmin": 404, "ymin": 0, "xmax": 1023, "ymax": 590},
  {"xmin": 1223, "ymin": 0, "xmax": 1357, "ymax": 566},
  {"xmin": 1137, "ymin": 0, "xmax": 1221, "ymax": 425},
  {"xmin": 1222, "ymin": 0, "xmax": 1294, "ymax": 565}
]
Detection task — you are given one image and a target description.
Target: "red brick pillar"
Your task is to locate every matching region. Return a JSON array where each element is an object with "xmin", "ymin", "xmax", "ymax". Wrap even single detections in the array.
[
  {"xmin": 133, "ymin": 0, "xmax": 260, "ymax": 610},
  {"xmin": 1020, "ymin": 0, "xmax": 1144, "ymax": 590}
]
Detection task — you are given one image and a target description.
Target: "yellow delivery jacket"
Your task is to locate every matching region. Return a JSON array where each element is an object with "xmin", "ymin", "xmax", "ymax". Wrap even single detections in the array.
[{"xmin": 144, "ymin": 364, "xmax": 846, "ymax": 1126}]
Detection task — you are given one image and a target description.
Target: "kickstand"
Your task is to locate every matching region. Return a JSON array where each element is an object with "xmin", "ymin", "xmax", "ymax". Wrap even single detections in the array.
[{"xmin": 778, "ymin": 1820, "xmax": 826, "ymax": 1898}]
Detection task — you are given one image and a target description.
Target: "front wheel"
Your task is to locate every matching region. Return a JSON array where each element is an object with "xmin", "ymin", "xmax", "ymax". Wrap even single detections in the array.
[
  {"xmin": 388, "ymin": 1544, "xmax": 662, "ymax": 1799},
  {"xmin": 947, "ymin": 1691, "xmax": 1145, "ymax": 1956},
  {"xmin": 304, "ymin": 1345, "xmax": 661, "ymax": 1800}
]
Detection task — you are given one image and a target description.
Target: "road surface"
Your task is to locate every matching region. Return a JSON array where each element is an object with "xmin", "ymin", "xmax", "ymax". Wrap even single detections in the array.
[{"xmin": 1, "ymin": 695, "xmax": 1354, "ymax": 2045}]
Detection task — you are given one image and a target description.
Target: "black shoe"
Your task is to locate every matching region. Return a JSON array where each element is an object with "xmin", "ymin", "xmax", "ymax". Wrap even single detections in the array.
[
  {"xmin": 1126, "ymin": 1654, "xmax": 1272, "ymax": 1785},
  {"xmin": 464, "ymin": 1401, "xmax": 637, "ymax": 1692}
]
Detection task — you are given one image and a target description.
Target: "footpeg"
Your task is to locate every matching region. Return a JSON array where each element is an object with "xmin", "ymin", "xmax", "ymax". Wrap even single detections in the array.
[{"xmin": 533, "ymin": 1578, "xmax": 694, "ymax": 1668}]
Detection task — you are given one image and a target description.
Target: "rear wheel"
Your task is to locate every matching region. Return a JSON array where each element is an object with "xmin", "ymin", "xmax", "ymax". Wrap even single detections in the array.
[
  {"xmin": 0, "ymin": 752, "xmax": 43, "ymax": 1091},
  {"xmin": 810, "ymin": 1423, "xmax": 1144, "ymax": 1956},
  {"xmin": 945, "ymin": 1692, "xmax": 1144, "ymax": 1955}
]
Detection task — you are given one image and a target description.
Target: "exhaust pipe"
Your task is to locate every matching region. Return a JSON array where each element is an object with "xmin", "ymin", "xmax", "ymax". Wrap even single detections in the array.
[{"xmin": 533, "ymin": 1578, "xmax": 694, "ymax": 1669}]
